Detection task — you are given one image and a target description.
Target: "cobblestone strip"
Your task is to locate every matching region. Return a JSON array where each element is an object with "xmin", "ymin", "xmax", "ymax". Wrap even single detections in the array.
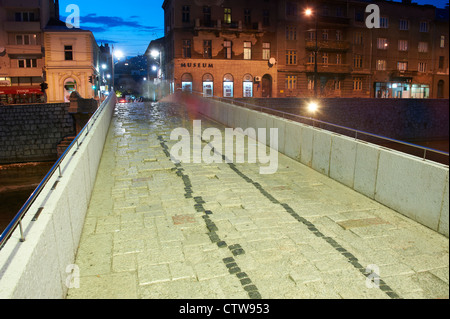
[
  {"xmin": 209, "ymin": 142, "xmax": 401, "ymax": 299},
  {"xmin": 157, "ymin": 135, "xmax": 262, "ymax": 299}
]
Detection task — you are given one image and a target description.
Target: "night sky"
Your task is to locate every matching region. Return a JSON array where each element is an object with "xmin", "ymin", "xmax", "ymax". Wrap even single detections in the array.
[{"xmin": 58, "ymin": 0, "xmax": 448, "ymax": 58}]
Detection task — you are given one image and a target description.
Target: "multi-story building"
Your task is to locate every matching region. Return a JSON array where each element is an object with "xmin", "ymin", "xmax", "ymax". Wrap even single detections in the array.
[
  {"xmin": 43, "ymin": 19, "xmax": 101, "ymax": 103},
  {"xmin": 162, "ymin": 0, "xmax": 279, "ymax": 98},
  {"xmin": 0, "ymin": 0, "xmax": 59, "ymax": 104},
  {"xmin": 161, "ymin": 0, "xmax": 449, "ymax": 99}
]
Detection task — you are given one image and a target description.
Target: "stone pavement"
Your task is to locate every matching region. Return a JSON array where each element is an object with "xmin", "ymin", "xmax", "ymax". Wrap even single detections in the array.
[{"xmin": 67, "ymin": 102, "xmax": 449, "ymax": 299}]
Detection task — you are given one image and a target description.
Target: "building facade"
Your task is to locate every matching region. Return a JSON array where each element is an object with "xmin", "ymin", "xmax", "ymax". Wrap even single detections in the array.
[
  {"xmin": 161, "ymin": 0, "xmax": 449, "ymax": 99},
  {"xmin": 0, "ymin": 0, "xmax": 59, "ymax": 104},
  {"xmin": 43, "ymin": 21, "xmax": 100, "ymax": 103}
]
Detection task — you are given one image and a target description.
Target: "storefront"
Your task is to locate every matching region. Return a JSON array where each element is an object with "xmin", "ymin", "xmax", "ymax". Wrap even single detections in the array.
[
  {"xmin": 171, "ymin": 58, "xmax": 277, "ymax": 98},
  {"xmin": 374, "ymin": 82, "xmax": 430, "ymax": 99},
  {"xmin": 0, "ymin": 86, "xmax": 44, "ymax": 104}
]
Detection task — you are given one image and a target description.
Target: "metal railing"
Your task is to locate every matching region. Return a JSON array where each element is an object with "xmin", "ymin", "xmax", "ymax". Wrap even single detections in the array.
[
  {"xmin": 0, "ymin": 92, "xmax": 116, "ymax": 250},
  {"xmin": 181, "ymin": 90, "xmax": 449, "ymax": 165}
]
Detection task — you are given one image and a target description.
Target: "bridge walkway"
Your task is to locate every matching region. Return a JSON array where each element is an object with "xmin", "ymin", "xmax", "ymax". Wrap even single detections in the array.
[{"xmin": 67, "ymin": 101, "xmax": 448, "ymax": 299}]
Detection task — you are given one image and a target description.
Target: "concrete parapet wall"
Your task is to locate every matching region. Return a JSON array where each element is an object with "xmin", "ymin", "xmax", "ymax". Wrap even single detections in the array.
[
  {"xmin": 0, "ymin": 95, "xmax": 117, "ymax": 299},
  {"xmin": 235, "ymin": 98, "xmax": 450, "ymax": 142},
  {"xmin": 174, "ymin": 93, "xmax": 449, "ymax": 237}
]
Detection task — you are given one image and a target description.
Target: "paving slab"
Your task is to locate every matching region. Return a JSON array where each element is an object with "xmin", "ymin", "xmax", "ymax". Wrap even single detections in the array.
[{"xmin": 67, "ymin": 102, "xmax": 449, "ymax": 299}]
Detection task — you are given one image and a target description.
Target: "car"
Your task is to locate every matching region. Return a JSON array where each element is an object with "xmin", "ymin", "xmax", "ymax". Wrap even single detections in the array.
[{"xmin": 118, "ymin": 98, "xmax": 127, "ymax": 103}]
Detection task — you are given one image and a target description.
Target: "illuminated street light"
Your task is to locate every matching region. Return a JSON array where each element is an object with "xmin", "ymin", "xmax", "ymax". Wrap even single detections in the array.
[
  {"xmin": 102, "ymin": 64, "xmax": 107, "ymax": 70},
  {"xmin": 308, "ymin": 101, "xmax": 319, "ymax": 114},
  {"xmin": 151, "ymin": 50, "xmax": 160, "ymax": 59},
  {"xmin": 305, "ymin": 8, "xmax": 313, "ymax": 16},
  {"xmin": 152, "ymin": 65, "xmax": 158, "ymax": 71},
  {"xmin": 115, "ymin": 50, "xmax": 124, "ymax": 60}
]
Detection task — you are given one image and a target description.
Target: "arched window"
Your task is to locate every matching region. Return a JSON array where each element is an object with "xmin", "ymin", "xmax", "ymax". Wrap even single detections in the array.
[
  {"xmin": 202, "ymin": 73, "xmax": 214, "ymax": 97},
  {"xmin": 181, "ymin": 73, "xmax": 193, "ymax": 92},
  {"xmin": 223, "ymin": 73, "xmax": 234, "ymax": 97},
  {"xmin": 243, "ymin": 74, "xmax": 253, "ymax": 97},
  {"xmin": 63, "ymin": 78, "xmax": 77, "ymax": 102}
]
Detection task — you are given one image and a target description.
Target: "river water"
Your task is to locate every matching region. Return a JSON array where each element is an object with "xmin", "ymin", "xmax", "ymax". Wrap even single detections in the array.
[{"xmin": 0, "ymin": 162, "xmax": 54, "ymax": 234}]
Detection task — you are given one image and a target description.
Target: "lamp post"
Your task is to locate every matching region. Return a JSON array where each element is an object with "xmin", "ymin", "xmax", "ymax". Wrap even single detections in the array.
[
  {"xmin": 111, "ymin": 45, "xmax": 124, "ymax": 92},
  {"xmin": 305, "ymin": 8, "xmax": 318, "ymax": 98}
]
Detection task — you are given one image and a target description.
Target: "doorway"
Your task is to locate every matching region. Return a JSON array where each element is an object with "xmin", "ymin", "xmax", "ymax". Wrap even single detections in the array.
[{"xmin": 262, "ymin": 74, "xmax": 272, "ymax": 98}]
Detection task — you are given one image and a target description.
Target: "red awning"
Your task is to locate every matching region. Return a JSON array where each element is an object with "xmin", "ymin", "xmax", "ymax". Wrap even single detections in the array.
[{"xmin": 0, "ymin": 86, "xmax": 42, "ymax": 95}]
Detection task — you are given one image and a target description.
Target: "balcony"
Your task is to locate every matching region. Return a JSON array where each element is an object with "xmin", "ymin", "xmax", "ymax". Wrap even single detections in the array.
[
  {"xmin": 318, "ymin": 15, "xmax": 351, "ymax": 26},
  {"xmin": 305, "ymin": 63, "xmax": 351, "ymax": 74},
  {"xmin": 5, "ymin": 44, "xmax": 42, "ymax": 55},
  {"xmin": 194, "ymin": 19, "xmax": 263, "ymax": 32},
  {"xmin": 305, "ymin": 40, "xmax": 350, "ymax": 52},
  {"xmin": 3, "ymin": 21, "xmax": 41, "ymax": 32}
]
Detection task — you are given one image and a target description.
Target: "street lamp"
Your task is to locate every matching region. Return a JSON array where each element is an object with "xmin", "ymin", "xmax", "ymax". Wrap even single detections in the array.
[
  {"xmin": 305, "ymin": 8, "xmax": 318, "ymax": 98},
  {"xmin": 111, "ymin": 46, "xmax": 124, "ymax": 91}
]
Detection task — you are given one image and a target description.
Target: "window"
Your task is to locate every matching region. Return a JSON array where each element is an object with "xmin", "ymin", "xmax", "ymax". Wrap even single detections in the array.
[
  {"xmin": 418, "ymin": 62, "xmax": 427, "ymax": 73},
  {"xmin": 336, "ymin": 7, "xmax": 344, "ymax": 17},
  {"xmin": 243, "ymin": 74, "xmax": 253, "ymax": 97},
  {"xmin": 353, "ymin": 77, "xmax": 363, "ymax": 91},
  {"xmin": 353, "ymin": 54, "xmax": 363, "ymax": 68},
  {"xmin": 377, "ymin": 38, "xmax": 388, "ymax": 49},
  {"xmin": 244, "ymin": 9, "xmax": 251, "ymax": 24},
  {"xmin": 181, "ymin": 73, "xmax": 193, "ymax": 92},
  {"xmin": 286, "ymin": 75, "xmax": 297, "ymax": 90},
  {"xmin": 286, "ymin": 2, "xmax": 298, "ymax": 16},
  {"xmin": 203, "ymin": 6, "xmax": 211, "ymax": 26},
  {"xmin": 224, "ymin": 41, "xmax": 232, "ymax": 59},
  {"xmin": 263, "ymin": 10, "xmax": 270, "ymax": 26},
  {"xmin": 223, "ymin": 74, "xmax": 234, "ymax": 97},
  {"xmin": 182, "ymin": 6, "xmax": 190, "ymax": 23},
  {"xmin": 355, "ymin": 10, "xmax": 364, "ymax": 22},
  {"xmin": 334, "ymin": 79, "xmax": 341, "ymax": 91},
  {"xmin": 322, "ymin": 30, "xmax": 329, "ymax": 41},
  {"xmin": 322, "ymin": 52, "xmax": 329, "ymax": 65},
  {"xmin": 64, "ymin": 45, "xmax": 73, "ymax": 60},
  {"xmin": 262, "ymin": 43, "xmax": 271, "ymax": 60},
  {"xmin": 336, "ymin": 54, "xmax": 342, "ymax": 65},
  {"xmin": 307, "ymin": 77, "xmax": 315, "ymax": 90},
  {"xmin": 439, "ymin": 56, "xmax": 445, "ymax": 69},
  {"xmin": 399, "ymin": 19, "xmax": 409, "ymax": 30},
  {"xmin": 376, "ymin": 59, "xmax": 387, "ymax": 71},
  {"xmin": 380, "ymin": 17, "xmax": 389, "ymax": 28},
  {"xmin": 15, "ymin": 12, "xmax": 35, "ymax": 22},
  {"xmin": 286, "ymin": 50, "xmax": 297, "ymax": 65},
  {"xmin": 418, "ymin": 42, "xmax": 428, "ymax": 53},
  {"xmin": 18, "ymin": 58, "xmax": 37, "ymax": 68},
  {"xmin": 308, "ymin": 53, "xmax": 315, "ymax": 64},
  {"xmin": 15, "ymin": 34, "xmax": 37, "ymax": 45},
  {"xmin": 419, "ymin": 21, "xmax": 429, "ymax": 32},
  {"xmin": 440, "ymin": 35, "xmax": 445, "ymax": 48},
  {"xmin": 308, "ymin": 31, "xmax": 316, "ymax": 41},
  {"xmin": 182, "ymin": 40, "xmax": 191, "ymax": 58},
  {"xmin": 336, "ymin": 30, "xmax": 343, "ymax": 41},
  {"xmin": 397, "ymin": 62, "xmax": 408, "ymax": 71},
  {"xmin": 244, "ymin": 42, "xmax": 252, "ymax": 60},
  {"xmin": 354, "ymin": 32, "xmax": 363, "ymax": 45},
  {"xmin": 203, "ymin": 40, "xmax": 212, "ymax": 58},
  {"xmin": 286, "ymin": 26, "xmax": 297, "ymax": 40},
  {"xmin": 398, "ymin": 40, "xmax": 408, "ymax": 51},
  {"xmin": 224, "ymin": 8, "xmax": 232, "ymax": 24},
  {"xmin": 203, "ymin": 73, "xmax": 214, "ymax": 97}
]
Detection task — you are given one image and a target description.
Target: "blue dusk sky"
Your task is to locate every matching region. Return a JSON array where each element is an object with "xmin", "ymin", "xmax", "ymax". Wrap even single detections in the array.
[{"xmin": 58, "ymin": 0, "xmax": 448, "ymax": 58}]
